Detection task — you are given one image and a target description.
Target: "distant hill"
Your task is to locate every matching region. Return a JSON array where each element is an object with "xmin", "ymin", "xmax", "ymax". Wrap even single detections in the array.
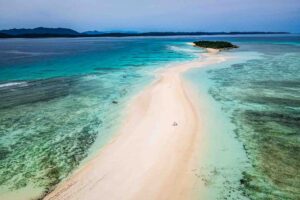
[
  {"xmin": 82, "ymin": 30, "xmax": 104, "ymax": 35},
  {"xmin": 0, "ymin": 27, "xmax": 80, "ymax": 36},
  {"xmin": 0, "ymin": 33, "xmax": 10, "ymax": 38},
  {"xmin": 0, "ymin": 27, "xmax": 290, "ymax": 38},
  {"xmin": 82, "ymin": 30, "xmax": 138, "ymax": 35}
]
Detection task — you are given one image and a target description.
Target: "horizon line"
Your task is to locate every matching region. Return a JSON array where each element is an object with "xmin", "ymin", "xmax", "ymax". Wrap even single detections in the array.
[{"xmin": 0, "ymin": 26, "xmax": 295, "ymax": 34}]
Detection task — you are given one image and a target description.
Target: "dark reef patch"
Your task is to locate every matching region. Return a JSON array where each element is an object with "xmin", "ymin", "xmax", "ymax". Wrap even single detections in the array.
[
  {"xmin": 206, "ymin": 52, "xmax": 300, "ymax": 199},
  {"xmin": 0, "ymin": 76, "xmax": 79, "ymax": 109},
  {"xmin": 0, "ymin": 69, "xmax": 152, "ymax": 197}
]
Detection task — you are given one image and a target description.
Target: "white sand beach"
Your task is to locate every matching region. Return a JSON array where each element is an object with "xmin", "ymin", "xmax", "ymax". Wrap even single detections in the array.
[{"xmin": 45, "ymin": 49, "xmax": 227, "ymax": 200}]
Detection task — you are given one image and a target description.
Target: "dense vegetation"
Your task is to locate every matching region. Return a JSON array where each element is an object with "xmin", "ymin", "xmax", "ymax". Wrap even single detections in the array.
[{"xmin": 193, "ymin": 40, "xmax": 238, "ymax": 49}]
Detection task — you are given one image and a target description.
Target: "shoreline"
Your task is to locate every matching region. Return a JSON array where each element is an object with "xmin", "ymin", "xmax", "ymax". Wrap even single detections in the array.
[{"xmin": 44, "ymin": 49, "xmax": 227, "ymax": 200}]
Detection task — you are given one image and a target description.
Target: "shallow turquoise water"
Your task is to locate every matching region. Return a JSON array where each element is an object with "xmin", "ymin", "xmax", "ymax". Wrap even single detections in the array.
[
  {"xmin": 0, "ymin": 37, "xmax": 201, "ymax": 198},
  {"xmin": 188, "ymin": 35, "xmax": 300, "ymax": 199},
  {"xmin": 0, "ymin": 35, "xmax": 299, "ymax": 199}
]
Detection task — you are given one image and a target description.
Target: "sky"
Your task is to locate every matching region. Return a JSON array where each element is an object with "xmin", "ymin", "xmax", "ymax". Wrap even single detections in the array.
[{"xmin": 0, "ymin": 0, "xmax": 299, "ymax": 32}]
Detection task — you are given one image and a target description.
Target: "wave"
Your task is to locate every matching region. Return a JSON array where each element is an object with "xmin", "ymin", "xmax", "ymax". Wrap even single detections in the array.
[
  {"xmin": 186, "ymin": 42, "xmax": 195, "ymax": 46},
  {"xmin": 82, "ymin": 74, "xmax": 99, "ymax": 81},
  {"xmin": 167, "ymin": 45, "xmax": 201, "ymax": 55},
  {"xmin": 0, "ymin": 81, "xmax": 28, "ymax": 88},
  {"xmin": 4, "ymin": 50, "xmax": 61, "ymax": 56}
]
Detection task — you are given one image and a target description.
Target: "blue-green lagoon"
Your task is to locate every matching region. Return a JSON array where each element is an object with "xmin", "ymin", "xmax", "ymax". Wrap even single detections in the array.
[
  {"xmin": 0, "ymin": 35, "xmax": 299, "ymax": 199},
  {"xmin": 187, "ymin": 34, "xmax": 300, "ymax": 199}
]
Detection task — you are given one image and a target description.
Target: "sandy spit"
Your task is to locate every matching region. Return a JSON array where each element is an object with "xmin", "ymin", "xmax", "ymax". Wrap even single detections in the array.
[{"xmin": 44, "ymin": 49, "xmax": 227, "ymax": 200}]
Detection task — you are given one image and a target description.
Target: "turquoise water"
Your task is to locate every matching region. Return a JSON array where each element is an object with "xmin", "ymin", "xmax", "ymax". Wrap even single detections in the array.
[
  {"xmin": 188, "ymin": 35, "xmax": 300, "ymax": 199},
  {"xmin": 0, "ymin": 35, "xmax": 299, "ymax": 199},
  {"xmin": 0, "ymin": 37, "xmax": 201, "ymax": 198}
]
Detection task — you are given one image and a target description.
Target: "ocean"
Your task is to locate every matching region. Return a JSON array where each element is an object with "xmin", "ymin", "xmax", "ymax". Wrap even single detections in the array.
[
  {"xmin": 187, "ymin": 34, "xmax": 300, "ymax": 199},
  {"xmin": 0, "ymin": 35, "xmax": 299, "ymax": 199}
]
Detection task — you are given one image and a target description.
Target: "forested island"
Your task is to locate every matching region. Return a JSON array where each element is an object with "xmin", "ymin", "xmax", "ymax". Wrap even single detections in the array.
[{"xmin": 193, "ymin": 40, "xmax": 238, "ymax": 49}]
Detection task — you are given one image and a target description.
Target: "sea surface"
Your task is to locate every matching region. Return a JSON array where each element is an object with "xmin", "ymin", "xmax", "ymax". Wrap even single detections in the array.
[
  {"xmin": 0, "ymin": 37, "xmax": 201, "ymax": 199},
  {"xmin": 0, "ymin": 35, "xmax": 299, "ymax": 199},
  {"xmin": 187, "ymin": 34, "xmax": 300, "ymax": 199}
]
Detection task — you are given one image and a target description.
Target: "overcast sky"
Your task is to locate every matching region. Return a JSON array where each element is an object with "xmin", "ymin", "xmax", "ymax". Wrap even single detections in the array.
[{"xmin": 0, "ymin": 0, "xmax": 299, "ymax": 32}]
